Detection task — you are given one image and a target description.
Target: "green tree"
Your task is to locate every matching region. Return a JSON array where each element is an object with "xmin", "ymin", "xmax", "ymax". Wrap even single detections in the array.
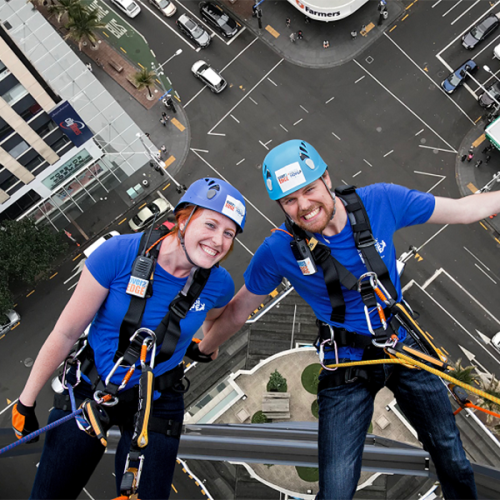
[
  {"xmin": 64, "ymin": 7, "xmax": 105, "ymax": 50},
  {"xmin": 477, "ymin": 376, "xmax": 500, "ymax": 427},
  {"xmin": 132, "ymin": 68, "xmax": 156, "ymax": 99},
  {"xmin": 48, "ymin": 0, "xmax": 85, "ymax": 23},
  {"xmin": 267, "ymin": 369, "xmax": 288, "ymax": 392},
  {"xmin": 0, "ymin": 219, "xmax": 67, "ymax": 314},
  {"xmin": 450, "ymin": 358, "xmax": 480, "ymax": 386}
]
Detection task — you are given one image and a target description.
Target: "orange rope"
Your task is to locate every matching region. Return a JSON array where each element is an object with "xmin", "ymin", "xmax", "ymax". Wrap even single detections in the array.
[
  {"xmin": 271, "ymin": 228, "xmax": 293, "ymax": 238},
  {"xmin": 145, "ymin": 234, "xmax": 171, "ymax": 256},
  {"xmin": 465, "ymin": 402, "xmax": 500, "ymax": 419}
]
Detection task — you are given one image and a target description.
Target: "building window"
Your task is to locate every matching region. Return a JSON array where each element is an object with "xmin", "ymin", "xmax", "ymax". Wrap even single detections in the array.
[
  {"xmin": 2, "ymin": 82, "xmax": 28, "ymax": 106},
  {"xmin": 24, "ymin": 154, "xmax": 44, "ymax": 173},
  {"xmin": 0, "ymin": 60, "xmax": 9, "ymax": 80},
  {"xmin": 8, "ymin": 140, "xmax": 29, "ymax": 158},
  {"xmin": 0, "ymin": 121, "xmax": 13, "ymax": 142}
]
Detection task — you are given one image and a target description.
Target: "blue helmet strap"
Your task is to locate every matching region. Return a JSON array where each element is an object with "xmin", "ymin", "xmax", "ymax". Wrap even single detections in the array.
[{"xmin": 177, "ymin": 206, "xmax": 198, "ymax": 267}]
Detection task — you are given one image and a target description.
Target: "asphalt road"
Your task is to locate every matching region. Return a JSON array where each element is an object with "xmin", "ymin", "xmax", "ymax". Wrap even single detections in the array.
[{"xmin": 2, "ymin": 0, "xmax": 500, "ymax": 498}]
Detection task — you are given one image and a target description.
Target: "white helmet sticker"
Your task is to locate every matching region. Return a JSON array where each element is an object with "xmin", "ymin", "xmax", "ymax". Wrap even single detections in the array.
[
  {"xmin": 222, "ymin": 194, "xmax": 245, "ymax": 227},
  {"xmin": 275, "ymin": 162, "xmax": 307, "ymax": 193}
]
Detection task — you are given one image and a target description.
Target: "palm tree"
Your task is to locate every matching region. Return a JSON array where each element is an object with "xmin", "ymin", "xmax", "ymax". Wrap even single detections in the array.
[
  {"xmin": 476, "ymin": 375, "xmax": 500, "ymax": 426},
  {"xmin": 132, "ymin": 68, "xmax": 156, "ymax": 99},
  {"xmin": 64, "ymin": 7, "xmax": 105, "ymax": 51},
  {"xmin": 449, "ymin": 358, "xmax": 479, "ymax": 386},
  {"xmin": 48, "ymin": 0, "xmax": 85, "ymax": 23}
]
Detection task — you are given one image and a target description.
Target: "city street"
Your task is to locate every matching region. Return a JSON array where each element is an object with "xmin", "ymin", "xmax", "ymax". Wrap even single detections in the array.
[{"xmin": 1, "ymin": 0, "xmax": 500, "ymax": 497}]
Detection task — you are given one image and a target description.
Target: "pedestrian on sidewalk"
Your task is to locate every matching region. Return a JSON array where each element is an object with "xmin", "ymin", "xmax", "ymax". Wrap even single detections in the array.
[
  {"xmin": 159, "ymin": 117, "xmax": 166, "ymax": 127},
  {"xmin": 290, "ymin": 32, "xmax": 296, "ymax": 43},
  {"xmin": 351, "ymin": 30, "xmax": 357, "ymax": 39},
  {"xmin": 361, "ymin": 24, "xmax": 366, "ymax": 33},
  {"xmin": 162, "ymin": 111, "xmax": 168, "ymax": 120},
  {"xmin": 297, "ymin": 30, "xmax": 303, "ymax": 40},
  {"xmin": 323, "ymin": 40, "xmax": 330, "ymax": 49},
  {"xmin": 160, "ymin": 145, "xmax": 167, "ymax": 154},
  {"xmin": 285, "ymin": 17, "xmax": 291, "ymax": 28},
  {"xmin": 86, "ymin": 62, "xmax": 93, "ymax": 72},
  {"xmin": 145, "ymin": 132, "xmax": 151, "ymax": 139}
]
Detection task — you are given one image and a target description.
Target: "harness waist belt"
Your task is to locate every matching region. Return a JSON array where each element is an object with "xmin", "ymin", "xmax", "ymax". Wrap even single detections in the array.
[{"xmin": 317, "ymin": 321, "xmax": 373, "ymax": 349}]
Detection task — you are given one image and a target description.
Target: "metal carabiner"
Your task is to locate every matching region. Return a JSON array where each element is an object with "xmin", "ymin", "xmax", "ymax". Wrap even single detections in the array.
[
  {"xmin": 61, "ymin": 358, "xmax": 81, "ymax": 390},
  {"xmin": 93, "ymin": 390, "xmax": 119, "ymax": 407},
  {"xmin": 134, "ymin": 328, "xmax": 157, "ymax": 370},
  {"xmin": 357, "ymin": 271, "xmax": 378, "ymax": 293},
  {"xmin": 318, "ymin": 324, "xmax": 339, "ymax": 372}
]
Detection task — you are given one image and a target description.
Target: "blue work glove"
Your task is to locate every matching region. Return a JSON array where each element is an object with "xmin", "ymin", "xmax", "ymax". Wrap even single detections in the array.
[{"xmin": 12, "ymin": 400, "xmax": 39, "ymax": 443}]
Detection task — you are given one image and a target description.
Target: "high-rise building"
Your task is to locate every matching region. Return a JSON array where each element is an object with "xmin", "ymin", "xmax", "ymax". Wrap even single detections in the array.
[{"xmin": 0, "ymin": 0, "xmax": 148, "ymax": 230}]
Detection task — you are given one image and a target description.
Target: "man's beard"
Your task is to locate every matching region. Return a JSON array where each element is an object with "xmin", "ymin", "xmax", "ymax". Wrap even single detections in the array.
[{"xmin": 295, "ymin": 202, "xmax": 335, "ymax": 234}]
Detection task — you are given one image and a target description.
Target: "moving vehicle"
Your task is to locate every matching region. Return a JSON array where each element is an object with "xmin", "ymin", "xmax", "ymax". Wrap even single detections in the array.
[
  {"xmin": 129, "ymin": 197, "xmax": 173, "ymax": 231},
  {"xmin": 492, "ymin": 331, "xmax": 500, "ymax": 350},
  {"xmin": 441, "ymin": 60, "xmax": 477, "ymax": 94},
  {"xmin": 478, "ymin": 81, "xmax": 500, "ymax": 108},
  {"xmin": 191, "ymin": 60, "xmax": 227, "ymax": 93},
  {"xmin": 83, "ymin": 231, "xmax": 120, "ymax": 258},
  {"xmin": 462, "ymin": 13, "xmax": 500, "ymax": 49},
  {"xmin": 0, "ymin": 309, "xmax": 20, "ymax": 336},
  {"xmin": 199, "ymin": 1, "xmax": 239, "ymax": 38},
  {"xmin": 149, "ymin": 0, "xmax": 176, "ymax": 17},
  {"xmin": 110, "ymin": 0, "xmax": 141, "ymax": 18},
  {"xmin": 177, "ymin": 14, "xmax": 211, "ymax": 48}
]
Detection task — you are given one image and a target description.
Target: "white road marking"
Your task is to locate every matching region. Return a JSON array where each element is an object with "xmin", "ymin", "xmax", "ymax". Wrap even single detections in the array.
[
  {"xmin": 300, "ymin": 105, "xmax": 309, "ymax": 113},
  {"xmin": 383, "ymin": 150, "xmax": 394, "ymax": 157},
  {"xmin": 136, "ymin": 0, "xmax": 196, "ymax": 50},
  {"xmin": 226, "ymin": 26, "xmax": 247, "ymax": 45},
  {"xmin": 280, "ymin": 124, "xmax": 289, "ymax": 132},
  {"xmin": 83, "ymin": 487, "xmax": 96, "ymax": 500},
  {"xmin": 352, "ymin": 171, "xmax": 362, "ymax": 177},
  {"xmin": 249, "ymin": 97, "xmax": 258, "ymax": 105},
  {"xmin": 235, "ymin": 237, "xmax": 255, "ymax": 256},
  {"xmin": 325, "ymin": 97, "xmax": 335, "ymax": 104},
  {"xmin": 353, "ymin": 59, "xmax": 459, "ymax": 153},
  {"xmin": 415, "ymin": 129, "xmax": 424, "ymax": 136},
  {"xmin": 230, "ymin": 114, "xmax": 240, "ymax": 123},
  {"xmin": 475, "ymin": 263, "xmax": 497, "ymax": 284},
  {"xmin": 331, "ymin": 132, "xmax": 341, "ymax": 140},
  {"xmin": 459, "ymin": 345, "xmax": 495, "ymax": 373},
  {"xmin": 413, "ymin": 170, "xmax": 446, "ymax": 193},
  {"xmin": 209, "ymin": 132, "xmax": 226, "ymax": 137},
  {"xmin": 63, "ymin": 260, "xmax": 86, "ymax": 284},
  {"xmin": 384, "ymin": 34, "xmax": 476, "ymax": 125},
  {"xmin": 267, "ymin": 78, "xmax": 278, "ymax": 86},
  {"xmin": 418, "ymin": 225, "xmax": 450, "ymax": 257},
  {"xmin": 464, "ymin": 246, "xmax": 492, "ymax": 271},
  {"xmin": 442, "ymin": 0, "xmax": 462, "ymax": 17},
  {"xmin": 450, "ymin": 0, "xmax": 480, "ymax": 25},
  {"xmin": 477, "ymin": 329, "xmax": 493, "ymax": 344},
  {"xmin": 0, "ymin": 399, "xmax": 16, "ymax": 415},
  {"xmin": 418, "ymin": 145, "xmax": 456, "ymax": 153},
  {"xmin": 190, "ymin": 148, "xmax": 277, "ymax": 228},
  {"xmin": 293, "ymin": 118, "xmax": 303, "ymax": 126},
  {"xmin": 431, "ymin": 0, "xmax": 444, "ymax": 8},
  {"xmin": 363, "ymin": 159, "xmax": 372, "ymax": 167},
  {"xmin": 236, "ymin": 158, "xmax": 245, "ymax": 165},
  {"xmin": 259, "ymin": 140, "xmax": 270, "ymax": 149},
  {"xmin": 183, "ymin": 85, "xmax": 207, "ymax": 108},
  {"xmin": 354, "ymin": 75, "xmax": 365, "ymax": 84},
  {"xmin": 208, "ymin": 59, "xmax": 284, "ymax": 135}
]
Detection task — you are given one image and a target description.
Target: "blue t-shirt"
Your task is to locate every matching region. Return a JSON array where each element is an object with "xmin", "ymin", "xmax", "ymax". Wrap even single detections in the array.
[
  {"xmin": 85, "ymin": 233, "xmax": 234, "ymax": 387},
  {"xmin": 244, "ymin": 183, "xmax": 435, "ymax": 360}
]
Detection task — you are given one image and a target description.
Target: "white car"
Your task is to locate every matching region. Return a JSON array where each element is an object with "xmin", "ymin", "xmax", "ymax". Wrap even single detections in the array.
[
  {"xmin": 111, "ymin": 0, "xmax": 141, "ymax": 18},
  {"xmin": 492, "ymin": 332, "xmax": 500, "ymax": 351},
  {"xmin": 149, "ymin": 0, "xmax": 176, "ymax": 17},
  {"xmin": 0, "ymin": 309, "xmax": 20, "ymax": 336},
  {"xmin": 191, "ymin": 60, "xmax": 227, "ymax": 93},
  {"xmin": 129, "ymin": 197, "xmax": 173, "ymax": 231},
  {"xmin": 83, "ymin": 231, "xmax": 120, "ymax": 258}
]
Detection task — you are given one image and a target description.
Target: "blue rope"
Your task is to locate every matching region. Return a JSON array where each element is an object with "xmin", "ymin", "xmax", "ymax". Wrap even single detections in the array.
[{"xmin": 0, "ymin": 408, "xmax": 83, "ymax": 456}]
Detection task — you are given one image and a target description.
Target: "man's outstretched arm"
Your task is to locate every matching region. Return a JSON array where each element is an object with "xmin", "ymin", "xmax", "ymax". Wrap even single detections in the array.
[
  {"xmin": 199, "ymin": 285, "xmax": 267, "ymax": 355},
  {"xmin": 427, "ymin": 191, "xmax": 500, "ymax": 225}
]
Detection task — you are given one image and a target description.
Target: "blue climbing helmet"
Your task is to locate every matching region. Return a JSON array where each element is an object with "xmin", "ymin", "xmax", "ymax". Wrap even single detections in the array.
[
  {"xmin": 175, "ymin": 178, "xmax": 246, "ymax": 233},
  {"xmin": 262, "ymin": 140, "xmax": 328, "ymax": 201}
]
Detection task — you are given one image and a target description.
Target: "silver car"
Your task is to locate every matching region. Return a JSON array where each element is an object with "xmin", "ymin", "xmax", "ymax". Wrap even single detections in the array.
[
  {"xmin": 191, "ymin": 60, "xmax": 227, "ymax": 93},
  {"xmin": 111, "ymin": 0, "xmax": 141, "ymax": 18},
  {"xmin": 129, "ymin": 197, "xmax": 174, "ymax": 231},
  {"xmin": 0, "ymin": 309, "xmax": 20, "ymax": 336},
  {"xmin": 149, "ymin": 0, "xmax": 176, "ymax": 17}
]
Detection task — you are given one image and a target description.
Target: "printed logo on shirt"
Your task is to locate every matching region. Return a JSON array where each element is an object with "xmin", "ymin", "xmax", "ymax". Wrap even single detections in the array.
[
  {"xmin": 356, "ymin": 238, "xmax": 387, "ymax": 264},
  {"xmin": 222, "ymin": 195, "xmax": 245, "ymax": 227},
  {"xmin": 275, "ymin": 162, "xmax": 306, "ymax": 194},
  {"xmin": 190, "ymin": 299, "xmax": 206, "ymax": 312}
]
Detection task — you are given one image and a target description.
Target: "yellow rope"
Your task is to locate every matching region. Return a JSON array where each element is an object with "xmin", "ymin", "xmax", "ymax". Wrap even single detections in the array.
[{"xmin": 326, "ymin": 353, "xmax": 500, "ymax": 407}]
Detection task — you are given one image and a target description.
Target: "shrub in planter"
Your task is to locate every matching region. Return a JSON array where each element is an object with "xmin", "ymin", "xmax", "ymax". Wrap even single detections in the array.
[{"xmin": 267, "ymin": 369, "xmax": 288, "ymax": 392}]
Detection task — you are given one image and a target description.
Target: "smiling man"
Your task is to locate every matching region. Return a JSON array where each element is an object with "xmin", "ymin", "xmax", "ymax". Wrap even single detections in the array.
[{"xmin": 200, "ymin": 140, "xmax": 500, "ymax": 499}]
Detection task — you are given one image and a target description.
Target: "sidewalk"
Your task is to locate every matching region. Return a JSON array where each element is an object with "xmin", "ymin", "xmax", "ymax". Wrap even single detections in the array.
[
  {"xmin": 220, "ymin": 0, "xmax": 404, "ymax": 69},
  {"xmin": 456, "ymin": 120, "xmax": 500, "ymax": 235}
]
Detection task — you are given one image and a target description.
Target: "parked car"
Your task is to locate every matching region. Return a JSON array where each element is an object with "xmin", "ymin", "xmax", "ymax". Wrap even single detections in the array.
[
  {"xmin": 478, "ymin": 81, "xmax": 500, "ymax": 108},
  {"xmin": 83, "ymin": 231, "xmax": 120, "ymax": 258},
  {"xmin": 191, "ymin": 60, "xmax": 227, "ymax": 93},
  {"xmin": 0, "ymin": 309, "xmax": 20, "ymax": 336},
  {"xmin": 492, "ymin": 331, "xmax": 500, "ymax": 351},
  {"xmin": 494, "ymin": 42, "xmax": 500, "ymax": 59},
  {"xmin": 441, "ymin": 60, "xmax": 477, "ymax": 94},
  {"xmin": 462, "ymin": 13, "xmax": 500, "ymax": 49},
  {"xmin": 129, "ymin": 197, "xmax": 174, "ymax": 231},
  {"xmin": 149, "ymin": 0, "xmax": 176, "ymax": 17},
  {"xmin": 199, "ymin": 1, "xmax": 239, "ymax": 38},
  {"xmin": 110, "ymin": 0, "xmax": 141, "ymax": 18},
  {"xmin": 176, "ymin": 14, "xmax": 211, "ymax": 48}
]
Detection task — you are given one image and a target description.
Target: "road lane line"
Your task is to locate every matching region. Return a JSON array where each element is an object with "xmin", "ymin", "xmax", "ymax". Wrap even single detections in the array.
[
  {"xmin": 431, "ymin": 0, "xmax": 444, "ymax": 7},
  {"xmin": 331, "ymin": 132, "xmax": 341, "ymax": 140},
  {"xmin": 475, "ymin": 263, "xmax": 497, "ymax": 284},
  {"xmin": 353, "ymin": 59, "xmax": 458, "ymax": 152},
  {"xmin": 415, "ymin": 129, "xmax": 424, "ymax": 136},
  {"xmin": 0, "ymin": 399, "xmax": 16, "ymax": 415},
  {"xmin": 354, "ymin": 75, "xmax": 365, "ymax": 84},
  {"xmin": 259, "ymin": 140, "xmax": 269, "ymax": 149},
  {"xmin": 418, "ymin": 145, "xmax": 456, "ymax": 153},
  {"xmin": 300, "ymin": 105, "xmax": 309, "ymax": 113},
  {"xmin": 293, "ymin": 118, "xmax": 303, "ymax": 126},
  {"xmin": 249, "ymin": 97, "xmax": 258, "ymax": 105},
  {"xmin": 230, "ymin": 114, "xmax": 240, "ymax": 123},
  {"xmin": 383, "ymin": 150, "xmax": 393, "ymax": 157},
  {"xmin": 267, "ymin": 78, "xmax": 278, "ymax": 86},
  {"xmin": 208, "ymin": 58, "xmax": 284, "ymax": 135},
  {"xmin": 413, "ymin": 170, "xmax": 446, "ymax": 192},
  {"xmin": 352, "ymin": 171, "xmax": 362, "ymax": 177},
  {"xmin": 418, "ymin": 226, "xmax": 450, "ymax": 259},
  {"xmin": 363, "ymin": 159, "xmax": 372, "ymax": 166},
  {"xmin": 191, "ymin": 148, "xmax": 277, "ymax": 229},
  {"xmin": 450, "ymin": 0, "xmax": 480, "ymax": 25},
  {"xmin": 464, "ymin": 246, "xmax": 492, "ymax": 272},
  {"xmin": 384, "ymin": 34, "xmax": 476, "ymax": 125},
  {"xmin": 236, "ymin": 158, "xmax": 245, "ymax": 165},
  {"xmin": 442, "ymin": 0, "xmax": 462, "ymax": 17},
  {"xmin": 325, "ymin": 96, "xmax": 335, "ymax": 104},
  {"xmin": 280, "ymin": 124, "xmax": 289, "ymax": 132}
]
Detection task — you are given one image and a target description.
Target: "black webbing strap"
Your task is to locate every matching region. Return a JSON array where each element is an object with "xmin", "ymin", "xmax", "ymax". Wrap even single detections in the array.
[
  {"xmin": 316, "ymin": 321, "xmax": 372, "ymax": 349},
  {"xmin": 335, "ymin": 185, "xmax": 398, "ymax": 302}
]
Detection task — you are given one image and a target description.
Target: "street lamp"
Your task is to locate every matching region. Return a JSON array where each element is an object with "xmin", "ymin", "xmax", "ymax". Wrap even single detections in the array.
[
  {"xmin": 151, "ymin": 49, "xmax": 183, "ymax": 93},
  {"xmin": 483, "ymin": 65, "xmax": 500, "ymax": 84},
  {"xmin": 136, "ymin": 132, "xmax": 186, "ymax": 193}
]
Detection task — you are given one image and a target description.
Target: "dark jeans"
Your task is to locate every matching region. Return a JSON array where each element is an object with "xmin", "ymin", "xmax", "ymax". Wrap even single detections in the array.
[
  {"xmin": 316, "ymin": 344, "xmax": 477, "ymax": 500},
  {"xmin": 31, "ymin": 381, "xmax": 184, "ymax": 499}
]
